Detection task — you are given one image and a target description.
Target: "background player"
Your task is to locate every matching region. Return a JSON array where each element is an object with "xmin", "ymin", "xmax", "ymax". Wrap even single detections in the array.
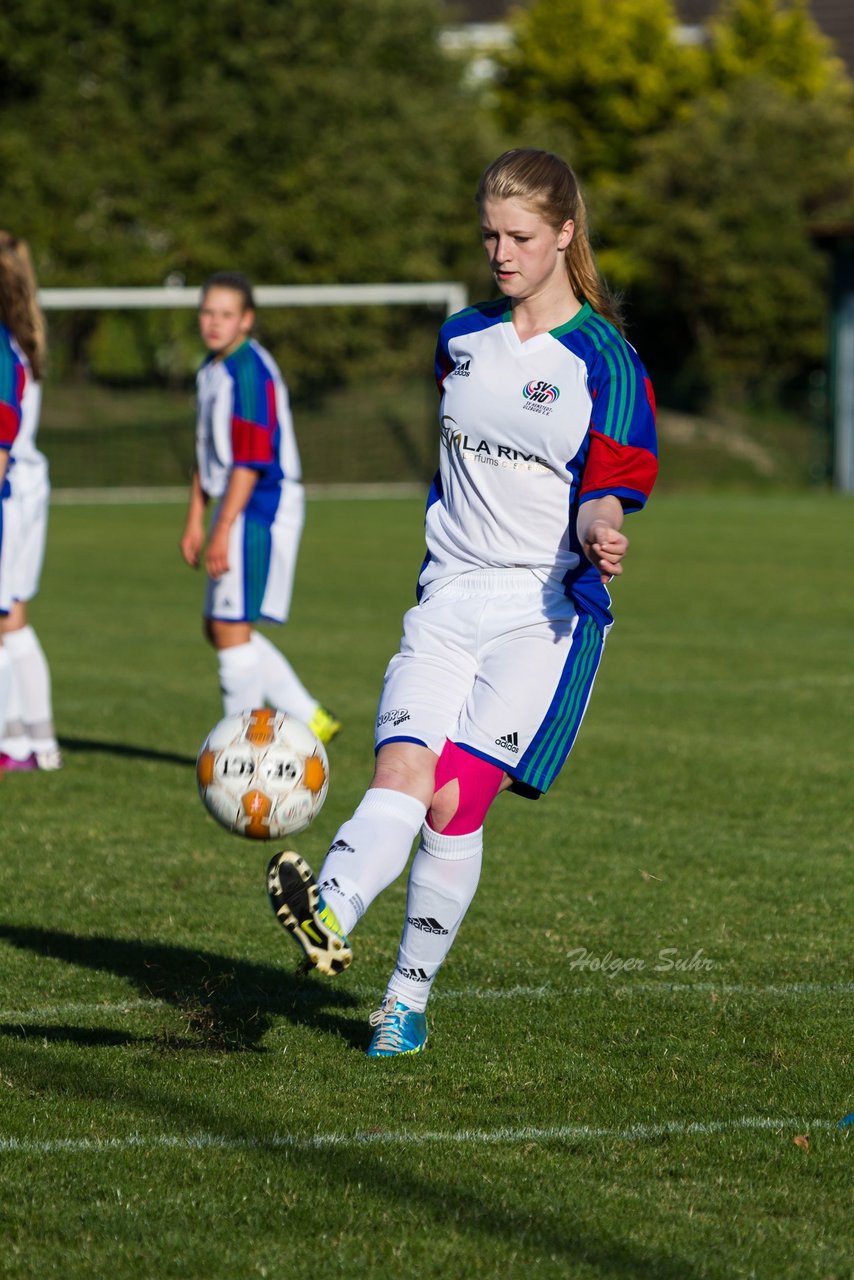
[
  {"xmin": 267, "ymin": 149, "xmax": 658, "ymax": 1056},
  {"xmin": 0, "ymin": 231, "xmax": 62, "ymax": 773},
  {"xmin": 180, "ymin": 272, "xmax": 339, "ymax": 743}
]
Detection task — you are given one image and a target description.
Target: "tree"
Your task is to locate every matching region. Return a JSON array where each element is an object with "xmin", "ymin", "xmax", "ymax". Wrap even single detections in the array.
[
  {"xmin": 0, "ymin": 0, "xmax": 493, "ymax": 387},
  {"xmin": 490, "ymin": 0, "xmax": 854, "ymax": 406},
  {"xmin": 492, "ymin": 0, "xmax": 699, "ymax": 182},
  {"xmin": 707, "ymin": 0, "xmax": 852, "ymax": 103},
  {"xmin": 611, "ymin": 79, "xmax": 854, "ymax": 402}
]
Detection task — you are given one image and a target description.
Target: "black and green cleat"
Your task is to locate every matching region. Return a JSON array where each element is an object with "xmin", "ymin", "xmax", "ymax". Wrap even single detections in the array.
[{"xmin": 266, "ymin": 850, "xmax": 352, "ymax": 976}]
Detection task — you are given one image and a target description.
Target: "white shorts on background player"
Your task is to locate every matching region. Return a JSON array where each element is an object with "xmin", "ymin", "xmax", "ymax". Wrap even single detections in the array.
[
  {"xmin": 0, "ymin": 342, "xmax": 47, "ymax": 614},
  {"xmin": 376, "ymin": 568, "xmax": 606, "ymax": 795},
  {"xmin": 0, "ymin": 463, "xmax": 49, "ymax": 609},
  {"xmin": 204, "ymin": 480, "xmax": 305, "ymax": 624}
]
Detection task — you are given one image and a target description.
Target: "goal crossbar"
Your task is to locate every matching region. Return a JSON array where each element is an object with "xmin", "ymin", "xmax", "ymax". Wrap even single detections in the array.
[{"xmin": 38, "ymin": 282, "xmax": 468, "ymax": 317}]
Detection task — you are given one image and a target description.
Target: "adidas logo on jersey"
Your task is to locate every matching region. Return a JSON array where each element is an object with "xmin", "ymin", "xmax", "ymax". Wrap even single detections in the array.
[
  {"xmin": 395, "ymin": 965, "xmax": 430, "ymax": 983},
  {"xmin": 495, "ymin": 730, "xmax": 520, "ymax": 754},
  {"xmin": 452, "ymin": 358, "xmax": 471, "ymax": 377},
  {"xmin": 327, "ymin": 840, "xmax": 354, "ymax": 855},
  {"xmin": 406, "ymin": 915, "xmax": 449, "ymax": 936}
]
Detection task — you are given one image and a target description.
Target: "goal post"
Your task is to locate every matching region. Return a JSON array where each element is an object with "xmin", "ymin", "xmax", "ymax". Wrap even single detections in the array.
[
  {"xmin": 38, "ymin": 282, "xmax": 468, "ymax": 317},
  {"xmin": 36, "ymin": 282, "xmax": 469, "ymax": 494}
]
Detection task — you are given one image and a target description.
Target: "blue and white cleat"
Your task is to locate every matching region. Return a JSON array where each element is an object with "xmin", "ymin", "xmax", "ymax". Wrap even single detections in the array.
[
  {"xmin": 366, "ymin": 997, "xmax": 428, "ymax": 1058},
  {"xmin": 266, "ymin": 850, "xmax": 352, "ymax": 976}
]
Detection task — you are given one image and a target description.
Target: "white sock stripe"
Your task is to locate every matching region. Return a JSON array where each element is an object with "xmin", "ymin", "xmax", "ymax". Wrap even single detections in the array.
[
  {"xmin": 0, "ymin": 1116, "xmax": 842, "ymax": 1158},
  {"xmin": 356, "ymin": 788, "xmax": 427, "ymax": 828},
  {"xmin": 420, "ymin": 823, "xmax": 483, "ymax": 860},
  {"xmin": 217, "ymin": 641, "xmax": 256, "ymax": 670}
]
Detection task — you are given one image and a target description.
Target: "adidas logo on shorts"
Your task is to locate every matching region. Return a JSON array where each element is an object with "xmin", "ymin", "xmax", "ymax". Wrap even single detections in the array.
[{"xmin": 495, "ymin": 730, "xmax": 520, "ymax": 754}]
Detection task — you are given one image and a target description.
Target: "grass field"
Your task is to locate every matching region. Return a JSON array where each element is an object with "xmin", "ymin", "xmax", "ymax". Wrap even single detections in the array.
[{"xmin": 1, "ymin": 492, "xmax": 852, "ymax": 1279}]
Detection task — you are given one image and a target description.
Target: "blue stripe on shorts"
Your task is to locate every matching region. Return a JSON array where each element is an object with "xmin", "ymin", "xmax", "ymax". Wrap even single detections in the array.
[
  {"xmin": 516, "ymin": 612, "xmax": 604, "ymax": 795},
  {"xmin": 243, "ymin": 515, "xmax": 272, "ymax": 622}
]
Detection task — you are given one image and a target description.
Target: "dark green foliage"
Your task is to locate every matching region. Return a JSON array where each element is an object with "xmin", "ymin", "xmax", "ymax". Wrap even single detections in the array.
[
  {"xmin": 493, "ymin": 0, "xmax": 854, "ymax": 409},
  {"xmin": 0, "ymin": 0, "xmax": 492, "ymax": 389}
]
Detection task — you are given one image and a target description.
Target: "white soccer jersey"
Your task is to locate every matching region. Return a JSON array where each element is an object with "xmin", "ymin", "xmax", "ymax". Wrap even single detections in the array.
[
  {"xmin": 422, "ymin": 299, "xmax": 658, "ymax": 625},
  {"xmin": 195, "ymin": 337, "xmax": 301, "ymax": 518}
]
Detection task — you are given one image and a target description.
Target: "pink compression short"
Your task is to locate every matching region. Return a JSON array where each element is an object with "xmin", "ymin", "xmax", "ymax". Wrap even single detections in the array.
[{"xmin": 428, "ymin": 739, "xmax": 505, "ymax": 835}]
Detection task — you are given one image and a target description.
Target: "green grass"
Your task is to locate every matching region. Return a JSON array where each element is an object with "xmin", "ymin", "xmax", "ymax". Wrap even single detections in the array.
[
  {"xmin": 38, "ymin": 376, "xmax": 439, "ymax": 488},
  {"xmin": 1, "ymin": 494, "xmax": 852, "ymax": 1280}
]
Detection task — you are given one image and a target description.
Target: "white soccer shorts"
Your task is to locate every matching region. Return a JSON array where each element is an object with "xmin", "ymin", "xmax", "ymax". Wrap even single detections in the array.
[
  {"xmin": 376, "ymin": 568, "xmax": 607, "ymax": 796},
  {"xmin": 0, "ymin": 480, "xmax": 49, "ymax": 614},
  {"xmin": 204, "ymin": 484, "xmax": 305, "ymax": 625}
]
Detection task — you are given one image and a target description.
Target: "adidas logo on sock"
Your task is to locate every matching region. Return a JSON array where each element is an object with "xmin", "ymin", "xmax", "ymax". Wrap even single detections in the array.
[
  {"xmin": 395, "ymin": 965, "xmax": 430, "ymax": 983},
  {"xmin": 328, "ymin": 840, "xmax": 354, "ymax": 854},
  {"xmin": 494, "ymin": 730, "xmax": 520, "ymax": 754},
  {"xmin": 406, "ymin": 915, "xmax": 448, "ymax": 936}
]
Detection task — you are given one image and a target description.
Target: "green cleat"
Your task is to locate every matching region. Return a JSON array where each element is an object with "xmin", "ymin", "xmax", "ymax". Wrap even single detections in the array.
[{"xmin": 307, "ymin": 706, "xmax": 341, "ymax": 745}]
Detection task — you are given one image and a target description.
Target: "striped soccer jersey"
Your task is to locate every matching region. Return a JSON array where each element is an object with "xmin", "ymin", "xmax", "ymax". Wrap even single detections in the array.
[
  {"xmin": 195, "ymin": 338, "xmax": 302, "ymax": 522},
  {"xmin": 422, "ymin": 299, "xmax": 658, "ymax": 625},
  {"xmin": 0, "ymin": 325, "xmax": 27, "ymax": 499}
]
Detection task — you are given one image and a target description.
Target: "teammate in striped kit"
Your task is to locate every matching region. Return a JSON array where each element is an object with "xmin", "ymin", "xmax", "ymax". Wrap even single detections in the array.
[
  {"xmin": 0, "ymin": 232, "xmax": 62, "ymax": 775},
  {"xmin": 180, "ymin": 273, "xmax": 339, "ymax": 744},
  {"xmin": 267, "ymin": 150, "xmax": 658, "ymax": 1055}
]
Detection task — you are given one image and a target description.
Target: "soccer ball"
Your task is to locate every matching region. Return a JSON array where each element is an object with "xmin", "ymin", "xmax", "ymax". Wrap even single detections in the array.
[{"xmin": 196, "ymin": 709, "xmax": 329, "ymax": 840}]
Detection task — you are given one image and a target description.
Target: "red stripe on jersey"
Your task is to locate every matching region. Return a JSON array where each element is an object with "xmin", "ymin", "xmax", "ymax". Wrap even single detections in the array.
[
  {"xmin": 580, "ymin": 429, "xmax": 658, "ymax": 500},
  {"xmin": 232, "ymin": 415, "xmax": 274, "ymax": 466},
  {"xmin": 0, "ymin": 399, "xmax": 21, "ymax": 448},
  {"xmin": 644, "ymin": 375, "xmax": 656, "ymax": 417}
]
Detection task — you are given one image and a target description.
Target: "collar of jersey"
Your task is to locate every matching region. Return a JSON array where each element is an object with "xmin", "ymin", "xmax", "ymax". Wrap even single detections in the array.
[{"xmin": 500, "ymin": 299, "xmax": 593, "ymax": 347}]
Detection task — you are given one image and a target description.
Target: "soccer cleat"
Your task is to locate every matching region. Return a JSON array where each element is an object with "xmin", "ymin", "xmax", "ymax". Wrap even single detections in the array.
[
  {"xmin": 307, "ymin": 706, "xmax": 341, "ymax": 745},
  {"xmin": 0, "ymin": 752, "xmax": 38, "ymax": 772},
  {"xmin": 266, "ymin": 850, "xmax": 352, "ymax": 976},
  {"xmin": 366, "ymin": 997, "xmax": 428, "ymax": 1058}
]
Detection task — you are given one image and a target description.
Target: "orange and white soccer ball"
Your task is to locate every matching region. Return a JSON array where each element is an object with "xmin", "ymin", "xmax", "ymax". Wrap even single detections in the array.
[{"xmin": 196, "ymin": 709, "xmax": 329, "ymax": 840}]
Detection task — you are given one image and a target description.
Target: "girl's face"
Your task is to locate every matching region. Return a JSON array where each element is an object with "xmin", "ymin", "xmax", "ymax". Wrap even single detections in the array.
[
  {"xmin": 199, "ymin": 287, "xmax": 253, "ymax": 357},
  {"xmin": 480, "ymin": 197, "xmax": 574, "ymax": 304}
]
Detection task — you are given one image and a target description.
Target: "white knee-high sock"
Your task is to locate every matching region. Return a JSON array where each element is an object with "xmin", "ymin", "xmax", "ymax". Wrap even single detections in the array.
[
  {"xmin": 217, "ymin": 641, "xmax": 264, "ymax": 717},
  {"xmin": 3, "ymin": 625, "xmax": 56, "ymax": 751},
  {"xmin": 1, "ymin": 665, "xmax": 29, "ymax": 757},
  {"xmin": 0, "ymin": 646, "xmax": 12, "ymax": 748},
  {"xmin": 317, "ymin": 788, "xmax": 428, "ymax": 936},
  {"xmin": 386, "ymin": 824, "xmax": 484, "ymax": 1012},
  {"xmin": 250, "ymin": 630, "xmax": 318, "ymax": 722}
]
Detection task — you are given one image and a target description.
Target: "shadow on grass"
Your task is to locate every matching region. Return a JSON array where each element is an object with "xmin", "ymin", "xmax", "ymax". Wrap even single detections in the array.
[
  {"xmin": 0, "ymin": 924, "xmax": 364, "ymax": 1052},
  {"xmin": 58, "ymin": 736, "xmax": 197, "ymax": 767},
  {"xmin": 0, "ymin": 1023, "xmax": 138, "ymax": 1047}
]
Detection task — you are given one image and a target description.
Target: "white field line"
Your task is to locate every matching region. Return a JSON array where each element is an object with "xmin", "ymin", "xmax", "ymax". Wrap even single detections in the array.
[
  {"xmin": 1, "ymin": 981, "xmax": 851, "ymax": 1024},
  {"xmin": 0, "ymin": 1117, "xmax": 844, "ymax": 1158},
  {"xmin": 50, "ymin": 483, "xmax": 422, "ymax": 506}
]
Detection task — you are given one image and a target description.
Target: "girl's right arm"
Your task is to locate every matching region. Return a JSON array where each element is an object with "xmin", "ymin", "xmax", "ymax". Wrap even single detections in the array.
[{"xmin": 180, "ymin": 468, "xmax": 208, "ymax": 568}]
